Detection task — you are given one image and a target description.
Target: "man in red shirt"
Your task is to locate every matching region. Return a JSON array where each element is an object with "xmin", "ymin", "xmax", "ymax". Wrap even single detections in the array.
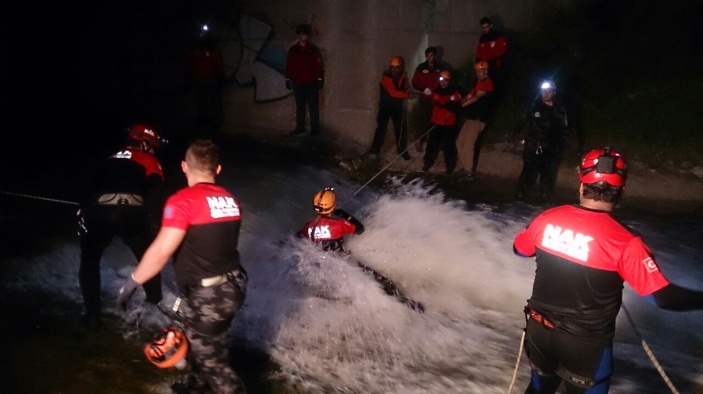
[
  {"xmin": 298, "ymin": 187, "xmax": 364, "ymax": 253},
  {"xmin": 514, "ymin": 147, "xmax": 703, "ymax": 394},
  {"xmin": 118, "ymin": 139, "xmax": 248, "ymax": 393},
  {"xmin": 285, "ymin": 23, "xmax": 325, "ymax": 136},
  {"xmin": 368, "ymin": 56, "xmax": 416, "ymax": 160},
  {"xmin": 475, "ymin": 17, "xmax": 507, "ymax": 91},
  {"xmin": 188, "ymin": 24, "xmax": 225, "ymax": 134},
  {"xmin": 456, "ymin": 60, "xmax": 495, "ymax": 180},
  {"xmin": 422, "ymin": 70, "xmax": 462, "ymax": 175},
  {"xmin": 412, "ymin": 46, "xmax": 445, "ymax": 152}
]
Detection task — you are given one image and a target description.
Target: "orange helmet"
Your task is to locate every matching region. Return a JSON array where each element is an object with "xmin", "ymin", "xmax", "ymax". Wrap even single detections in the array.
[
  {"xmin": 389, "ymin": 56, "xmax": 403, "ymax": 67},
  {"xmin": 144, "ymin": 327, "xmax": 189, "ymax": 369},
  {"xmin": 579, "ymin": 147, "xmax": 628, "ymax": 187},
  {"xmin": 313, "ymin": 187, "xmax": 336, "ymax": 215},
  {"xmin": 439, "ymin": 70, "xmax": 451, "ymax": 81},
  {"xmin": 474, "ymin": 61, "xmax": 489, "ymax": 70}
]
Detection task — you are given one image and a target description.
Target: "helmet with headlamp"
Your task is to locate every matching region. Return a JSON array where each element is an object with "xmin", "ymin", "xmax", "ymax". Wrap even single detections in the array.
[{"xmin": 579, "ymin": 147, "xmax": 628, "ymax": 187}]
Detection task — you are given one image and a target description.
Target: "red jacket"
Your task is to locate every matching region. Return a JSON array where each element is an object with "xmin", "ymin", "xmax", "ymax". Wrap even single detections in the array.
[
  {"xmin": 411, "ymin": 62, "xmax": 443, "ymax": 93},
  {"xmin": 188, "ymin": 44, "xmax": 224, "ymax": 82},
  {"xmin": 475, "ymin": 29, "xmax": 507, "ymax": 69},
  {"xmin": 285, "ymin": 43, "xmax": 324, "ymax": 84},
  {"xmin": 379, "ymin": 70, "xmax": 411, "ymax": 110},
  {"xmin": 430, "ymin": 87, "xmax": 461, "ymax": 126}
]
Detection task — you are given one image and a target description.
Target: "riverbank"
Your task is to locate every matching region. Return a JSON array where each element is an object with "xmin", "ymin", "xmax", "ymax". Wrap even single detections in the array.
[{"xmin": 233, "ymin": 128, "xmax": 703, "ymax": 218}]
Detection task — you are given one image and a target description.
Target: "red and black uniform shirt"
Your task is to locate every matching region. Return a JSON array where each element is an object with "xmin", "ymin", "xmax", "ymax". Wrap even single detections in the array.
[
  {"xmin": 299, "ymin": 216, "xmax": 358, "ymax": 252},
  {"xmin": 285, "ymin": 43, "xmax": 324, "ymax": 84},
  {"xmin": 514, "ymin": 204, "xmax": 670, "ymax": 340},
  {"xmin": 92, "ymin": 147, "xmax": 164, "ymax": 195},
  {"xmin": 162, "ymin": 183, "xmax": 242, "ymax": 290},
  {"xmin": 464, "ymin": 76, "xmax": 495, "ymax": 122},
  {"xmin": 86, "ymin": 147, "xmax": 165, "ymax": 219}
]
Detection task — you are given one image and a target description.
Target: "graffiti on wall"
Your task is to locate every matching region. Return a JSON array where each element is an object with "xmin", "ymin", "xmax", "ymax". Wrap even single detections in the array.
[{"xmin": 219, "ymin": 12, "xmax": 292, "ymax": 103}]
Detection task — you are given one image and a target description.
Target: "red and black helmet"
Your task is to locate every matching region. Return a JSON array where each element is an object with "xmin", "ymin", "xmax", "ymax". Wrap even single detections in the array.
[
  {"xmin": 128, "ymin": 124, "xmax": 166, "ymax": 149},
  {"xmin": 579, "ymin": 147, "xmax": 628, "ymax": 187}
]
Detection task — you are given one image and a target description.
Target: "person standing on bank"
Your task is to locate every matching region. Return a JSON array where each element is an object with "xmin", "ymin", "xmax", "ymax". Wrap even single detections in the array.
[
  {"xmin": 368, "ymin": 56, "xmax": 416, "ymax": 161},
  {"xmin": 118, "ymin": 139, "xmax": 248, "ymax": 394},
  {"xmin": 285, "ymin": 23, "xmax": 324, "ymax": 136},
  {"xmin": 411, "ymin": 46, "xmax": 445, "ymax": 151},
  {"xmin": 513, "ymin": 147, "xmax": 703, "ymax": 394},
  {"xmin": 188, "ymin": 24, "xmax": 225, "ymax": 136},
  {"xmin": 77, "ymin": 124, "xmax": 166, "ymax": 330},
  {"xmin": 516, "ymin": 81, "xmax": 568, "ymax": 201},
  {"xmin": 456, "ymin": 60, "xmax": 495, "ymax": 180},
  {"xmin": 422, "ymin": 70, "xmax": 462, "ymax": 175},
  {"xmin": 475, "ymin": 16, "xmax": 508, "ymax": 93}
]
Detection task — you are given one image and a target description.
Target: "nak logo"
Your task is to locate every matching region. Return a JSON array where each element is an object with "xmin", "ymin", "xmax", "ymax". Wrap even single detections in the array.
[
  {"xmin": 206, "ymin": 196, "xmax": 240, "ymax": 219},
  {"xmin": 112, "ymin": 150, "xmax": 133, "ymax": 159},
  {"xmin": 308, "ymin": 225, "xmax": 331, "ymax": 240},
  {"xmin": 541, "ymin": 224, "xmax": 593, "ymax": 262}
]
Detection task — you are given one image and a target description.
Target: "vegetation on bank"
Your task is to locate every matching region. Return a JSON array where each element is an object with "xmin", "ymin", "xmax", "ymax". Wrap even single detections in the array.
[{"xmin": 452, "ymin": 1, "xmax": 703, "ymax": 169}]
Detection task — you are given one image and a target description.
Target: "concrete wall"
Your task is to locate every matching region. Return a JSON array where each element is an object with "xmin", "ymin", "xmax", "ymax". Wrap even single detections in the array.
[{"xmin": 217, "ymin": 0, "xmax": 550, "ymax": 146}]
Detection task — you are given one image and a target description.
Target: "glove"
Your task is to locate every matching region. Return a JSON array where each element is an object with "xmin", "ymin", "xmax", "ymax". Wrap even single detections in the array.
[
  {"xmin": 285, "ymin": 79, "xmax": 292, "ymax": 90},
  {"xmin": 316, "ymin": 77, "xmax": 324, "ymax": 90},
  {"xmin": 423, "ymin": 87, "xmax": 432, "ymax": 95},
  {"xmin": 117, "ymin": 274, "xmax": 140, "ymax": 310},
  {"xmin": 333, "ymin": 208, "xmax": 351, "ymax": 220}
]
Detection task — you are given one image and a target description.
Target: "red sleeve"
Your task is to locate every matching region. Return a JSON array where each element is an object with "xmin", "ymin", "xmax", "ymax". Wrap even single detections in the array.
[
  {"xmin": 162, "ymin": 192, "xmax": 191, "ymax": 230},
  {"xmin": 493, "ymin": 34, "xmax": 508, "ymax": 58},
  {"xmin": 514, "ymin": 224, "xmax": 537, "ymax": 257},
  {"xmin": 314, "ymin": 45, "xmax": 324, "ymax": 78},
  {"xmin": 619, "ymin": 237, "xmax": 670, "ymax": 295},
  {"xmin": 411, "ymin": 68, "xmax": 422, "ymax": 90},
  {"xmin": 381, "ymin": 74, "xmax": 411, "ymax": 99},
  {"xmin": 284, "ymin": 46, "xmax": 294, "ymax": 79}
]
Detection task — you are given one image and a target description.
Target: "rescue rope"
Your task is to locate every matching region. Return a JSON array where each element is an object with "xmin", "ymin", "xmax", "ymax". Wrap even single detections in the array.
[
  {"xmin": 507, "ymin": 330, "xmax": 526, "ymax": 393},
  {"xmin": 621, "ymin": 304, "xmax": 681, "ymax": 394},
  {"xmin": 347, "ymin": 105, "xmax": 446, "ymax": 201},
  {"xmin": 0, "ymin": 191, "xmax": 79, "ymax": 206}
]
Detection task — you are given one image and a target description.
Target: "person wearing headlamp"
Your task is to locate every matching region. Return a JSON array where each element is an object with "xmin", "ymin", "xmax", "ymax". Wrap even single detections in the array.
[{"xmin": 516, "ymin": 80, "xmax": 568, "ymax": 201}]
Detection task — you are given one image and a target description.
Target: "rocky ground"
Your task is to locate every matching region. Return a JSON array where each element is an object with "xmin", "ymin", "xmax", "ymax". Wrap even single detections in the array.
[{"xmin": 232, "ymin": 128, "xmax": 703, "ymax": 218}]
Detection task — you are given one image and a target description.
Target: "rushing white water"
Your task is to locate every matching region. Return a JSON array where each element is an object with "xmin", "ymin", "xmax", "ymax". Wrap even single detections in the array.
[{"xmin": 2, "ymin": 152, "xmax": 702, "ymax": 394}]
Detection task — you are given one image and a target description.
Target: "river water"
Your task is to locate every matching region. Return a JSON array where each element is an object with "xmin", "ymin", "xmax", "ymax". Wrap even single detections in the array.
[{"xmin": 1, "ymin": 134, "xmax": 701, "ymax": 394}]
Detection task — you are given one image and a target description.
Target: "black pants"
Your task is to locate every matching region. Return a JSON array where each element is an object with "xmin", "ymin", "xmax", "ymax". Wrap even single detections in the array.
[
  {"xmin": 194, "ymin": 80, "xmax": 223, "ymax": 135},
  {"xmin": 79, "ymin": 205, "xmax": 162, "ymax": 315},
  {"xmin": 523, "ymin": 318, "xmax": 613, "ymax": 393},
  {"xmin": 293, "ymin": 82, "xmax": 320, "ymax": 134},
  {"xmin": 423, "ymin": 123, "xmax": 459, "ymax": 173},
  {"xmin": 369, "ymin": 104, "xmax": 407, "ymax": 154},
  {"xmin": 517, "ymin": 147, "xmax": 563, "ymax": 198}
]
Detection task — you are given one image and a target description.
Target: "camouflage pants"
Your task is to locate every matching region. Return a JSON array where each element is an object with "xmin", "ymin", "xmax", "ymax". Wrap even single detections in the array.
[{"xmin": 182, "ymin": 272, "xmax": 247, "ymax": 394}]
